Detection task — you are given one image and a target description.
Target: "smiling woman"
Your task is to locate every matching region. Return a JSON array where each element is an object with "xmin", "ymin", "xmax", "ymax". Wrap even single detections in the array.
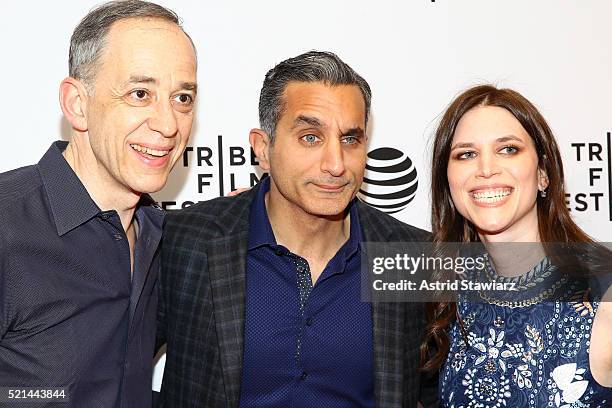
[
  {"xmin": 429, "ymin": 86, "xmax": 581, "ymax": 245},
  {"xmin": 446, "ymin": 105, "xmax": 548, "ymax": 242},
  {"xmin": 422, "ymin": 85, "xmax": 612, "ymax": 407}
]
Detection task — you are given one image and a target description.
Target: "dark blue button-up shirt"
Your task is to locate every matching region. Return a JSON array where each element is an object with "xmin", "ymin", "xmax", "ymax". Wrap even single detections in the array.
[
  {"xmin": 239, "ymin": 177, "xmax": 374, "ymax": 408},
  {"xmin": 0, "ymin": 142, "xmax": 163, "ymax": 408}
]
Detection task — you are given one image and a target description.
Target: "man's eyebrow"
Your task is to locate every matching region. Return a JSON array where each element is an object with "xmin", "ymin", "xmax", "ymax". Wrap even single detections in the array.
[
  {"xmin": 179, "ymin": 82, "xmax": 198, "ymax": 93},
  {"xmin": 123, "ymin": 75, "xmax": 157, "ymax": 86},
  {"xmin": 121, "ymin": 77, "xmax": 197, "ymax": 93},
  {"xmin": 342, "ymin": 127, "xmax": 365, "ymax": 138},
  {"xmin": 291, "ymin": 115, "xmax": 325, "ymax": 130}
]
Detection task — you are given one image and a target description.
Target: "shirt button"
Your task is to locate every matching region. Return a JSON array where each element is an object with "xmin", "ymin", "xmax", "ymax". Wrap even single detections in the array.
[
  {"xmin": 300, "ymin": 372, "xmax": 308, "ymax": 381},
  {"xmin": 113, "ymin": 233, "xmax": 123, "ymax": 240},
  {"xmin": 305, "ymin": 317, "xmax": 313, "ymax": 326}
]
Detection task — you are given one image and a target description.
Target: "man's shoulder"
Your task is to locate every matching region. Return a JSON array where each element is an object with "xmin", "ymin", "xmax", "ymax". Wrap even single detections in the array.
[
  {"xmin": 165, "ymin": 193, "xmax": 251, "ymax": 225},
  {"xmin": 0, "ymin": 164, "xmax": 43, "ymax": 210},
  {"xmin": 164, "ymin": 190, "xmax": 255, "ymax": 239},
  {"xmin": 356, "ymin": 200, "xmax": 431, "ymax": 242}
]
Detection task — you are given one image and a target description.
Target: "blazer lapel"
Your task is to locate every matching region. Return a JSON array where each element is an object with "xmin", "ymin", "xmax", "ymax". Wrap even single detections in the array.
[
  {"xmin": 358, "ymin": 202, "xmax": 404, "ymax": 408},
  {"xmin": 207, "ymin": 189, "xmax": 257, "ymax": 408}
]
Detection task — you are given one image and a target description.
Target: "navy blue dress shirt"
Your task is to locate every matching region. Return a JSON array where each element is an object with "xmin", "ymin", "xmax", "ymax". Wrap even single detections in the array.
[
  {"xmin": 239, "ymin": 177, "xmax": 375, "ymax": 408},
  {"xmin": 0, "ymin": 142, "xmax": 163, "ymax": 408}
]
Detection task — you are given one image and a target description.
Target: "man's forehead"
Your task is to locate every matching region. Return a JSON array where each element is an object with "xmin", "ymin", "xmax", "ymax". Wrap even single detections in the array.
[
  {"xmin": 121, "ymin": 74, "xmax": 197, "ymax": 92},
  {"xmin": 281, "ymin": 82, "xmax": 366, "ymax": 126},
  {"xmin": 103, "ymin": 17, "xmax": 195, "ymax": 59},
  {"xmin": 284, "ymin": 81, "xmax": 363, "ymax": 105},
  {"xmin": 94, "ymin": 17, "xmax": 196, "ymax": 84}
]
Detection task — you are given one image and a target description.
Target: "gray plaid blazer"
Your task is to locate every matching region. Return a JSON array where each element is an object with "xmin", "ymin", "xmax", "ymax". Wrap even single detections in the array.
[{"xmin": 157, "ymin": 184, "xmax": 438, "ymax": 408}]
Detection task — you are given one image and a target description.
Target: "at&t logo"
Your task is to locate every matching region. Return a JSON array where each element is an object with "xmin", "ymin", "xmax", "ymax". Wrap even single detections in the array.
[{"xmin": 358, "ymin": 147, "xmax": 418, "ymax": 214}]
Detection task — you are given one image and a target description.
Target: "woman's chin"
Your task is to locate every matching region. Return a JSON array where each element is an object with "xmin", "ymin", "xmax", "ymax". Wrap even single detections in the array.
[{"xmin": 472, "ymin": 219, "xmax": 512, "ymax": 238}]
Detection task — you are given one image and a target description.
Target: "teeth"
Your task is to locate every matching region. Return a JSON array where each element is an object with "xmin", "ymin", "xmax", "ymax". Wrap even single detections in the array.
[
  {"xmin": 472, "ymin": 189, "xmax": 511, "ymax": 203},
  {"xmin": 130, "ymin": 144, "xmax": 169, "ymax": 157}
]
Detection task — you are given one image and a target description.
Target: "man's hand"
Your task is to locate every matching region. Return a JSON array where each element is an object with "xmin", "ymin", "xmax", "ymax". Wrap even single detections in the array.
[{"xmin": 227, "ymin": 188, "xmax": 250, "ymax": 197}]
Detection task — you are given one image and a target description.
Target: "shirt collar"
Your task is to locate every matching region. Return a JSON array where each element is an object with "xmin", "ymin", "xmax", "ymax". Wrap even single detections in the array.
[
  {"xmin": 247, "ymin": 176, "xmax": 363, "ymax": 260},
  {"xmin": 38, "ymin": 141, "xmax": 164, "ymax": 236},
  {"xmin": 343, "ymin": 199, "xmax": 362, "ymax": 259},
  {"xmin": 248, "ymin": 177, "xmax": 277, "ymax": 250},
  {"xmin": 134, "ymin": 194, "xmax": 165, "ymax": 236},
  {"xmin": 38, "ymin": 141, "xmax": 100, "ymax": 236}
]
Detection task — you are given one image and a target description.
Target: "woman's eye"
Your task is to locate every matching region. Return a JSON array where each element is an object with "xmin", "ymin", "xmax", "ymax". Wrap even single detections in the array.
[
  {"xmin": 457, "ymin": 151, "xmax": 476, "ymax": 160},
  {"xmin": 500, "ymin": 146, "xmax": 519, "ymax": 154}
]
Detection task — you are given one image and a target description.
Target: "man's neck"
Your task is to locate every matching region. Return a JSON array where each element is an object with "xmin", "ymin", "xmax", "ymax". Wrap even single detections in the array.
[
  {"xmin": 63, "ymin": 138, "xmax": 140, "ymax": 232},
  {"xmin": 264, "ymin": 188, "xmax": 351, "ymax": 265}
]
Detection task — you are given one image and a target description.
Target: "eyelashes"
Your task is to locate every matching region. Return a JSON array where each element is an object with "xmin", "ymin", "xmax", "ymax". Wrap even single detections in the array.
[
  {"xmin": 499, "ymin": 145, "xmax": 519, "ymax": 154},
  {"xmin": 123, "ymin": 89, "xmax": 195, "ymax": 112},
  {"xmin": 454, "ymin": 145, "xmax": 521, "ymax": 160},
  {"xmin": 299, "ymin": 134, "xmax": 362, "ymax": 146}
]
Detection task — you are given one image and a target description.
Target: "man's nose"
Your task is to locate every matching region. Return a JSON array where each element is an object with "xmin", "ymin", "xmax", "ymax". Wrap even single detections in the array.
[
  {"xmin": 147, "ymin": 100, "xmax": 178, "ymax": 137},
  {"xmin": 320, "ymin": 139, "xmax": 346, "ymax": 177}
]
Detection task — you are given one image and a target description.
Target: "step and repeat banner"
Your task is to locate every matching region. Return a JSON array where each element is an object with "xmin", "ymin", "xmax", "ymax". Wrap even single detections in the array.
[
  {"xmin": 2, "ymin": 0, "xmax": 611, "ymax": 240},
  {"xmin": 2, "ymin": 0, "xmax": 612, "ymax": 390}
]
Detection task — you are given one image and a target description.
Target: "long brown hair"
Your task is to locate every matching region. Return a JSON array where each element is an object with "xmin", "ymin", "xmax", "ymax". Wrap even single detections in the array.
[{"xmin": 420, "ymin": 85, "xmax": 593, "ymax": 372}]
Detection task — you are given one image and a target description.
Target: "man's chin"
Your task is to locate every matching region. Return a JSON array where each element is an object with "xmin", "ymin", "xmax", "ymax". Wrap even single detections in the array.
[
  {"xmin": 128, "ymin": 177, "xmax": 168, "ymax": 195},
  {"xmin": 302, "ymin": 201, "xmax": 351, "ymax": 218}
]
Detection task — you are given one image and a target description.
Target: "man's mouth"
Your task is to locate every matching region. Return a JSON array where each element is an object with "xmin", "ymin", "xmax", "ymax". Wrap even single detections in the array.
[
  {"xmin": 470, "ymin": 188, "xmax": 513, "ymax": 204},
  {"xmin": 313, "ymin": 182, "xmax": 348, "ymax": 191},
  {"xmin": 130, "ymin": 144, "xmax": 171, "ymax": 158}
]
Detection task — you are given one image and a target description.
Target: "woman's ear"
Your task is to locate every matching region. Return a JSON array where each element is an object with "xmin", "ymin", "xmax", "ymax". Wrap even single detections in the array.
[{"xmin": 537, "ymin": 167, "xmax": 549, "ymax": 192}]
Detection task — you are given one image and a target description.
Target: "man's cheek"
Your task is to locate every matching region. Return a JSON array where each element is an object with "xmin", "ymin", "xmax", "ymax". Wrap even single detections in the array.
[{"xmin": 177, "ymin": 115, "xmax": 194, "ymax": 135}]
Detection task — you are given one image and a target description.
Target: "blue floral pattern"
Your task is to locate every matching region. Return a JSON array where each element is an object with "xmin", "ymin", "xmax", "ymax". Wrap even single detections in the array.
[{"xmin": 440, "ymin": 258, "xmax": 612, "ymax": 407}]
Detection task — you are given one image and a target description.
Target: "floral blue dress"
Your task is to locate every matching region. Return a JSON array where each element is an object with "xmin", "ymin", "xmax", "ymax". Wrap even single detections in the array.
[{"xmin": 440, "ymin": 256, "xmax": 612, "ymax": 407}]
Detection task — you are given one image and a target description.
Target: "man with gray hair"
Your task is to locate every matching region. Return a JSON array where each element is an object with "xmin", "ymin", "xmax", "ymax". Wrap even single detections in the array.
[
  {"xmin": 158, "ymin": 51, "xmax": 436, "ymax": 407},
  {"xmin": 0, "ymin": 1, "xmax": 197, "ymax": 406}
]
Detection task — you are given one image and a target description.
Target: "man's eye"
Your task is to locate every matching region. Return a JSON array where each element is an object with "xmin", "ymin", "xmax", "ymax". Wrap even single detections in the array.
[
  {"xmin": 301, "ymin": 134, "xmax": 320, "ymax": 144},
  {"xmin": 130, "ymin": 89, "xmax": 149, "ymax": 100},
  {"xmin": 174, "ymin": 94, "xmax": 193, "ymax": 105},
  {"xmin": 342, "ymin": 136, "xmax": 359, "ymax": 144}
]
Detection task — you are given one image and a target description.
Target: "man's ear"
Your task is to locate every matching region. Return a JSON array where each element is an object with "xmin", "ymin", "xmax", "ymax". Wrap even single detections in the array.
[
  {"xmin": 59, "ymin": 77, "xmax": 89, "ymax": 132},
  {"xmin": 249, "ymin": 128, "xmax": 272, "ymax": 171}
]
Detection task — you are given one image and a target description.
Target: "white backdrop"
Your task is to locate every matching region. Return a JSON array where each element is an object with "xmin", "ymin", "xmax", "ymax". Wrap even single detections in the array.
[{"xmin": 2, "ymin": 0, "xmax": 611, "ymax": 388}]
